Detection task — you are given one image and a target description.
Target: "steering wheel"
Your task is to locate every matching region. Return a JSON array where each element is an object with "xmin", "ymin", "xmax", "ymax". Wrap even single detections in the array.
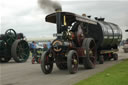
[
  {"xmin": 5, "ymin": 29, "xmax": 17, "ymax": 43},
  {"xmin": 5, "ymin": 29, "xmax": 17, "ymax": 39}
]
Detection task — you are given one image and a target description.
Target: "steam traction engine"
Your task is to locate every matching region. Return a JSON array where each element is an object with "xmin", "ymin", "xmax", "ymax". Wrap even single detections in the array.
[
  {"xmin": 40, "ymin": 11, "xmax": 122, "ymax": 74},
  {"xmin": 0, "ymin": 29, "xmax": 29, "ymax": 63}
]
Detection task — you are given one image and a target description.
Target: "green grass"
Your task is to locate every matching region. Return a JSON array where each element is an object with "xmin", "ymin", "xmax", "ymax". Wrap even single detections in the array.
[{"xmin": 75, "ymin": 59, "xmax": 128, "ymax": 85}]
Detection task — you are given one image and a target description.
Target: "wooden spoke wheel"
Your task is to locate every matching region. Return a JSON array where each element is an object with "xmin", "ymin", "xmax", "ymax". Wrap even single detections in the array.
[
  {"xmin": 40, "ymin": 51, "xmax": 53, "ymax": 74},
  {"xmin": 67, "ymin": 50, "xmax": 78, "ymax": 74}
]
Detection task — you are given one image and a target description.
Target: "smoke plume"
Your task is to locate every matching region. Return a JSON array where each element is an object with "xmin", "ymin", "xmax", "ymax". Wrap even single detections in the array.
[{"xmin": 38, "ymin": 0, "xmax": 62, "ymax": 13}]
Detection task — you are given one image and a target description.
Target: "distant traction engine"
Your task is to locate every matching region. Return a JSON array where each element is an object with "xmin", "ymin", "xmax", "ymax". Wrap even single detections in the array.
[{"xmin": 0, "ymin": 29, "xmax": 29, "ymax": 63}]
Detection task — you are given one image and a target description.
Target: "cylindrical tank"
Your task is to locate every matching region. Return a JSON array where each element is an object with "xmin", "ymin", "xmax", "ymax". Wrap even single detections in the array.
[{"xmin": 87, "ymin": 21, "xmax": 122, "ymax": 50}]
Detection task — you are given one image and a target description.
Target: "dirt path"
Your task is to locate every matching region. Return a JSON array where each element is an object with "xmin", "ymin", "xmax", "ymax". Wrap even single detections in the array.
[{"xmin": 0, "ymin": 48, "xmax": 128, "ymax": 85}]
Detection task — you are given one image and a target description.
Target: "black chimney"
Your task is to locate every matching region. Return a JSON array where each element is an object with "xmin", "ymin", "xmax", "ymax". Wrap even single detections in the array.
[{"xmin": 56, "ymin": 11, "xmax": 62, "ymax": 34}]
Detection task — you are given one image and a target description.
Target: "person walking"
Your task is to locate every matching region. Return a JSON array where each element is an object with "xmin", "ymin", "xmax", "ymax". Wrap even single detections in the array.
[
  {"xmin": 47, "ymin": 40, "xmax": 51, "ymax": 49},
  {"xmin": 30, "ymin": 41, "xmax": 36, "ymax": 57},
  {"xmin": 42, "ymin": 44, "xmax": 48, "ymax": 51}
]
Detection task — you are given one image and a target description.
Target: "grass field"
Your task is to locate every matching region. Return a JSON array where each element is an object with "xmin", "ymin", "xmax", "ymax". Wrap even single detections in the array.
[{"xmin": 75, "ymin": 59, "xmax": 128, "ymax": 85}]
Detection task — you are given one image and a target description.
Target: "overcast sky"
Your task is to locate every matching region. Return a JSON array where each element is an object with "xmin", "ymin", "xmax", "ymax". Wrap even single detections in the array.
[{"xmin": 0, "ymin": 0, "xmax": 128, "ymax": 39}]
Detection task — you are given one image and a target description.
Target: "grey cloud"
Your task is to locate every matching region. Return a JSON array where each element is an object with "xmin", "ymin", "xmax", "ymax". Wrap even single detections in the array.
[{"xmin": 1, "ymin": 0, "xmax": 128, "ymax": 39}]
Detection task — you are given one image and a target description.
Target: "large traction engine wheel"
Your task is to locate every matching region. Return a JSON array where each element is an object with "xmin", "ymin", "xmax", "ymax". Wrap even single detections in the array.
[
  {"xmin": 41, "ymin": 51, "xmax": 53, "ymax": 74},
  {"xmin": 67, "ymin": 50, "xmax": 79, "ymax": 74},
  {"xmin": 82, "ymin": 38, "xmax": 97, "ymax": 69},
  {"xmin": 11, "ymin": 40, "xmax": 29, "ymax": 63}
]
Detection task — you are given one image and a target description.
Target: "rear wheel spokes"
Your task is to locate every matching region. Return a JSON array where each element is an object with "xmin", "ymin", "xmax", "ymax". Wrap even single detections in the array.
[
  {"xmin": 16, "ymin": 42, "xmax": 28, "ymax": 60},
  {"xmin": 89, "ymin": 45, "xmax": 96, "ymax": 64}
]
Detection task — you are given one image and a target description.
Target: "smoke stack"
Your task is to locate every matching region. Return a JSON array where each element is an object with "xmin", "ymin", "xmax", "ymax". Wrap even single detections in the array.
[
  {"xmin": 55, "ymin": 8, "xmax": 62, "ymax": 12},
  {"xmin": 38, "ymin": 0, "xmax": 62, "ymax": 14},
  {"xmin": 56, "ymin": 12, "xmax": 62, "ymax": 35}
]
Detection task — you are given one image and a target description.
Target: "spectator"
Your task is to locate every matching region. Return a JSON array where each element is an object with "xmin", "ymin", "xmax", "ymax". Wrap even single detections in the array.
[
  {"xmin": 30, "ymin": 41, "xmax": 36, "ymax": 57},
  {"xmin": 47, "ymin": 40, "xmax": 51, "ymax": 49},
  {"xmin": 42, "ymin": 44, "xmax": 48, "ymax": 51}
]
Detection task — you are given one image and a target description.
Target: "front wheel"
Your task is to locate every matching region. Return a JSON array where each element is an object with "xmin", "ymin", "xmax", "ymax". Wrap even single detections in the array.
[
  {"xmin": 40, "ymin": 51, "xmax": 53, "ymax": 74},
  {"xmin": 67, "ymin": 50, "xmax": 78, "ymax": 74}
]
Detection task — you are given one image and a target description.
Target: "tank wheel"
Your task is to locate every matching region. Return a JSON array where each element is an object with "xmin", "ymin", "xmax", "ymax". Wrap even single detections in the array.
[
  {"xmin": 99, "ymin": 55, "xmax": 104, "ymax": 64},
  {"xmin": 32, "ymin": 57, "xmax": 35, "ymax": 64},
  {"xmin": 0, "ymin": 57, "xmax": 11, "ymax": 63},
  {"xmin": 67, "ymin": 50, "xmax": 78, "ymax": 74},
  {"xmin": 41, "ymin": 51, "xmax": 53, "ymax": 74},
  {"xmin": 113, "ymin": 53, "xmax": 118, "ymax": 60},
  {"xmin": 56, "ymin": 58, "xmax": 67, "ymax": 70},
  {"xmin": 82, "ymin": 38, "xmax": 97, "ymax": 69},
  {"xmin": 11, "ymin": 40, "xmax": 29, "ymax": 63}
]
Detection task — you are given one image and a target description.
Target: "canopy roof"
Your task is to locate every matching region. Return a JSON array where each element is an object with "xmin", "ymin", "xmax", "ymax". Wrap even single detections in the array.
[{"xmin": 45, "ymin": 12, "xmax": 97, "ymax": 26}]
